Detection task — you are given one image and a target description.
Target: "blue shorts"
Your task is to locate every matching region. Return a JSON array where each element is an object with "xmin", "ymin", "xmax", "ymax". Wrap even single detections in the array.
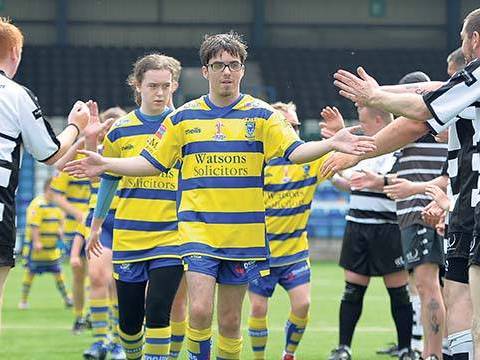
[
  {"xmin": 248, "ymin": 260, "xmax": 311, "ymax": 297},
  {"xmin": 83, "ymin": 209, "xmax": 115, "ymax": 250},
  {"xmin": 183, "ymin": 255, "xmax": 270, "ymax": 285},
  {"xmin": 27, "ymin": 261, "xmax": 62, "ymax": 274},
  {"xmin": 113, "ymin": 258, "xmax": 182, "ymax": 283}
]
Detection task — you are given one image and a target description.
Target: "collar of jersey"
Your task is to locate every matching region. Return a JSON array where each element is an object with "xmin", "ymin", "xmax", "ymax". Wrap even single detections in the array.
[
  {"xmin": 135, "ymin": 108, "xmax": 172, "ymax": 123},
  {"xmin": 204, "ymin": 93, "xmax": 244, "ymax": 111}
]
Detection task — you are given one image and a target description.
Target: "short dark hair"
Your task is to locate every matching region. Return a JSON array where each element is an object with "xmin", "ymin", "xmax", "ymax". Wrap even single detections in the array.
[
  {"xmin": 447, "ymin": 47, "xmax": 465, "ymax": 70},
  {"xmin": 199, "ymin": 31, "xmax": 248, "ymax": 66},
  {"xmin": 465, "ymin": 8, "xmax": 480, "ymax": 37},
  {"xmin": 398, "ymin": 71, "xmax": 431, "ymax": 85}
]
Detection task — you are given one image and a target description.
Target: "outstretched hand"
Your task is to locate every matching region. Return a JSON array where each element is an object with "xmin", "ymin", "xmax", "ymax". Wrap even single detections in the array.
[
  {"xmin": 63, "ymin": 150, "xmax": 107, "ymax": 178},
  {"xmin": 320, "ymin": 152, "xmax": 361, "ymax": 178},
  {"xmin": 331, "ymin": 125, "xmax": 377, "ymax": 155},
  {"xmin": 383, "ymin": 177, "xmax": 416, "ymax": 200},
  {"xmin": 319, "ymin": 106, "xmax": 345, "ymax": 138},
  {"xmin": 86, "ymin": 229, "xmax": 103, "ymax": 259},
  {"xmin": 333, "ymin": 67, "xmax": 380, "ymax": 106}
]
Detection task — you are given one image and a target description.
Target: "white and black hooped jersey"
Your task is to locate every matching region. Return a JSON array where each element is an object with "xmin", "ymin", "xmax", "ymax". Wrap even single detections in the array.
[
  {"xmin": 394, "ymin": 135, "xmax": 447, "ymax": 230},
  {"xmin": 0, "ymin": 70, "xmax": 60, "ymax": 242},
  {"xmin": 346, "ymin": 153, "xmax": 397, "ymax": 225},
  {"xmin": 424, "ymin": 58, "xmax": 480, "ymax": 235}
]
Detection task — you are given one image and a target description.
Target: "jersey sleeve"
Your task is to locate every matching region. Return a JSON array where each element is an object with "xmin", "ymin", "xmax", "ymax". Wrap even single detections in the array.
[
  {"xmin": 314, "ymin": 152, "xmax": 334, "ymax": 181},
  {"xmin": 423, "ymin": 59, "xmax": 480, "ymax": 128},
  {"xmin": 17, "ymin": 87, "xmax": 60, "ymax": 162},
  {"xmin": 50, "ymin": 171, "xmax": 70, "ymax": 195},
  {"xmin": 263, "ymin": 111, "xmax": 303, "ymax": 163},
  {"xmin": 26, "ymin": 201, "xmax": 42, "ymax": 227},
  {"xmin": 101, "ymin": 127, "xmax": 122, "ymax": 180},
  {"xmin": 140, "ymin": 116, "xmax": 181, "ymax": 172}
]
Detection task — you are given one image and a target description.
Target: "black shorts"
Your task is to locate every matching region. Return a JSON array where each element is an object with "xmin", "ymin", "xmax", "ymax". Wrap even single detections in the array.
[
  {"xmin": 401, "ymin": 224, "xmax": 445, "ymax": 270},
  {"xmin": 443, "ymin": 232, "xmax": 472, "ymax": 283},
  {"xmin": 339, "ymin": 221, "xmax": 405, "ymax": 276},
  {"xmin": 469, "ymin": 234, "xmax": 480, "ymax": 267},
  {"xmin": 0, "ymin": 224, "xmax": 16, "ymax": 268}
]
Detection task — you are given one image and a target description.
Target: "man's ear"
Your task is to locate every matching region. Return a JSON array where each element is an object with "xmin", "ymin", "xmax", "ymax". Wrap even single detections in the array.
[
  {"xmin": 172, "ymin": 81, "xmax": 179, "ymax": 93},
  {"xmin": 201, "ymin": 66, "xmax": 209, "ymax": 80}
]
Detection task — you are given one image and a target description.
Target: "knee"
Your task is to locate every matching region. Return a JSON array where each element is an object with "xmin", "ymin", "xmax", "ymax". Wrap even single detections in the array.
[
  {"xmin": 291, "ymin": 297, "xmax": 310, "ymax": 317},
  {"xmin": 250, "ymin": 300, "xmax": 268, "ymax": 318},
  {"xmin": 88, "ymin": 270, "xmax": 108, "ymax": 289},
  {"xmin": 189, "ymin": 301, "xmax": 213, "ymax": 326},
  {"xmin": 342, "ymin": 282, "xmax": 367, "ymax": 304},
  {"xmin": 414, "ymin": 277, "xmax": 435, "ymax": 299},
  {"xmin": 218, "ymin": 310, "xmax": 242, "ymax": 335}
]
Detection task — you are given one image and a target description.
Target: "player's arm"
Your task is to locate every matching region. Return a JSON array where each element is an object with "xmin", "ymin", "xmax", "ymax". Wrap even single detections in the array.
[
  {"xmin": 384, "ymin": 174, "xmax": 448, "ymax": 200},
  {"xmin": 380, "ymin": 81, "xmax": 444, "ymax": 94},
  {"xmin": 87, "ymin": 176, "xmax": 120, "ymax": 257},
  {"xmin": 51, "ymin": 193, "xmax": 84, "ymax": 223},
  {"xmin": 54, "ymin": 137, "xmax": 85, "ymax": 171},
  {"xmin": 30, "ymin": 226, "xmax": 42, "ymax": 251}
]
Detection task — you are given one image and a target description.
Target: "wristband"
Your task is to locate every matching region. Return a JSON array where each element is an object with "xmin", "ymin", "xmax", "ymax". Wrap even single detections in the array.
[
  {"xmin": 383, "ymin": 176, "xmax": 389, "ymax": 186},
  {"xmin": 66, "ymin": 123, "xmax": 80, "ymax": 137}
]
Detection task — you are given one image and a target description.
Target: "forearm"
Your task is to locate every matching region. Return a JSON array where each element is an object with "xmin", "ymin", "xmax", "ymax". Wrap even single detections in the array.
[
  {"xmin": 427, "ymin": 175, "xmax": 449, "ymax": 191},
  {"xmin": 369, "ymin": 90, "xmax": 432, "ymax": 120},
  {"xmin": 381, "ymin": 81, "xmax": 444, "ymax": 95},
  {"xmin": 44, "ymin": 125, "xmax": 80, "ymax": 165},
  {"xmin": 70, "ymin": 234, "xmax": 84, "ymax": 257},
  {"xmin": 361, "ymin": 117, "xmax": 429, "ymax": 160},
  {"xmin": 93, "ymin": 177, "xmax": 119, "ymax": 220},
  {"xmin": 104, "ymin": 156, "xmax": 162, "ymax": 177},
  {"xmin": 31, "ymin": 227, "xmax": 41, "ymax": 247},
  {"xmin": 288, "ymin": 139, "xmax": 334, "ymax": 164},
  {"xmin": 330, "ymin": 174, "xmax": 351, "ymax": 192},
  {"xmin": 54, "ymin": 137, "xmax": 85, "ymax": 171},
  {"xmin": 52, "ymin": 194, "xmax": 82, "ymax": 219}
]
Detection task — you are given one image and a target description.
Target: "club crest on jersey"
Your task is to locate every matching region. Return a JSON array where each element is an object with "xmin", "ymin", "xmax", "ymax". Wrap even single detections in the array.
[
  {"xmin": 213, "ymin": 120, "xmax": 226, "ymax": 141},
  {"xmin": 155, "ymin": 124, "xmax": 167, "ymax": 139},
  {"xmin": 303, "ymin": 164, "xmax": 310, "ymax": 176},
  {"xmin": 245, "ymin": 119, "xmax": 256, "ymax": 141},
  {"xmin": 282, "ymin": 166, "xmax": 291, "ymax": 183}
]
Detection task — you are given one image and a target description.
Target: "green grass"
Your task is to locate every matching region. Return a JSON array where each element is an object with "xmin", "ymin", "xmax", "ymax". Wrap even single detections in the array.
[{"xmin": 1, "ymin": 261, "xmax": 397, "ymax": 359}]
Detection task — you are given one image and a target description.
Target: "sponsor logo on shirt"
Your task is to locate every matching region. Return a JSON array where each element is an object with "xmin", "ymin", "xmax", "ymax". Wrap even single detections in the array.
[
  {"xmin": 185, "ymin": 127, "xmax": 202, "ymax": 135},
  {"xmin": 121, "ymin": 144, "xmax": 134, "ymax": 151},
  {"xmin": 32, "ymin": 108, "xmax": 42, "ymax": 119}
]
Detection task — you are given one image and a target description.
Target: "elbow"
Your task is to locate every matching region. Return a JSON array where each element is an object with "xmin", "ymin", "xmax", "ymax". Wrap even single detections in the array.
[{"xmin": 287, "ymin": 148, "xmax": 303, "ymax": 164}]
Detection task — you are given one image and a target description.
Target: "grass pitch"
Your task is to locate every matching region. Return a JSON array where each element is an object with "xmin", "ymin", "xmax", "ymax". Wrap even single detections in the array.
[{"xmin": 1, "ymin": 261, "xmax": 398, "ymax": 359}]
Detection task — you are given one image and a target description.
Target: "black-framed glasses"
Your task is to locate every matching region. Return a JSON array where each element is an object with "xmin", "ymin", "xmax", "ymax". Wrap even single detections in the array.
[{"xmin": 207, "ymin": 61, "xmax": 244, "ymax": 72}]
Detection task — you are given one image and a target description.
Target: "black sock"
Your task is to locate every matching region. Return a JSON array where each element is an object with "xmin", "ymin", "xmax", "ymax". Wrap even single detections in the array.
[
  {"xmin": 339, "ymin": 281, "xmax": 367, "ymax": 346},
  {"xmin": 387, "ymin": 285, "xmax": 413, "ymax": 350}
]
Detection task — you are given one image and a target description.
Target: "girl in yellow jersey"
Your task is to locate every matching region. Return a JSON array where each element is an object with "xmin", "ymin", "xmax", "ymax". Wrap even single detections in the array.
[{"xmin": 87, "ymin": 55, "xmax": 184, "ymax": 360}]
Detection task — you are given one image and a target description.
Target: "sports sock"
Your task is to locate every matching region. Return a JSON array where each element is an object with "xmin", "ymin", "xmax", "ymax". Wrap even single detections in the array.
[
  {"xmin": 411, "ymin": 294, "xmax": 423, "ymax": 351},
  {"xmin": 186, "ymin": 326, "xmax": 211, "ymax": 360},
  {"xmin": 449, "ymin": 329, "xmax": 473, "ymax": 359},
  {"xmin": 144, "ymin": 326, "xmax": 171, "ymax": 360},
  {"xmin": 248, "ymin": 315, "xmax": 268, "ymax": 359},
  {"xmin": 119, "ymin": 327, "xmax": 144, "ymax": 360},
  {"xmin": 90, "ymin": 298, "xmax": 110, "ymax": 343},
  {"xmin": 21, "ymin": 270, "xmax": 34, "ymax": 303},
  {"xmin": 284, "ymin": 312, "xmax": 308, "ymax": 355},
  {"xmin": 387, "ymin": 285, "xmax": 413, "ymax": 351},
  {"xmin": 339, "ymin": 282, "xmax": 367, "ymax": 346},
  {"xmin": 53, "ymin": 272, "xmax": 69, "ymax": 302},
  {"xmin": 217, "ymin": 334, "xmax": 242, "ymax": 359},
  {"xmin": 169, "ymin": 320, "xmax": 186, "ymax": 358},
  {"xmin": 110, "ymin": 296, "xmax": 121, "ymax": 344}
]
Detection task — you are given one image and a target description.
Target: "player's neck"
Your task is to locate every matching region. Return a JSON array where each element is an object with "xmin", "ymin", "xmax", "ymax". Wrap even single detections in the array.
[
  {"xmin": 139, "ymin": 104, "xmax": 167, "ymax": 116},
  {"xmin": 207, "ymin": 92, "xmax": 241, "ymax": 108}
]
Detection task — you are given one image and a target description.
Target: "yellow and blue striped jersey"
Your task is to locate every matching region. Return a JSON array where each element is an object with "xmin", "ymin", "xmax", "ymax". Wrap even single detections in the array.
[
  {"xmin": 24, "ymin": 195, "xmax": 64, "ymax": 262},
  {"xmin": 141, "ymin": 94, "xmax": 303, "ymax": 261},
  {"xmin": 88, "ymin": 145, "xmax": 119, "ymax": 212},
  {"xmin": 103, "ymin": 109, "xmax": 181, "ymax": 263},
  {"xmin": 50, "ymin": 164, "xmax": 90, "ymax": 243},
  {"xmin": 264, "ymin": 155, "xmax": 331, "ymax": 267}
]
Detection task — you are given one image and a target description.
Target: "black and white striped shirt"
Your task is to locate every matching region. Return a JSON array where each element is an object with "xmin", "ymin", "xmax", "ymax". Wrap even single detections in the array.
[
  {"xmin": 346, "ymin": 153, "xmax": 397, "ymax": 225},
  {"xmin": 424, "ymin": 58, "xmax": 480, "ymax": 235},
  {"xmin": 394, "ymin": 135, "xmax": 447, "ymax": 230},
  {"xmin": 0, "ymin": 70, "xmax": 59, "ymax": 244}
]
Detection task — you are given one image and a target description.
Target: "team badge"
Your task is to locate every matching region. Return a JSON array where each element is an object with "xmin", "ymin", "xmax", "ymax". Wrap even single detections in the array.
[
  {"xmin": 213, "ymin": 120, "xmax": 226, "ymax": 141},
  {"xmin": 245, "ymin": 119, "xmax": 256, "ymax": 141},
  {"xmin": 282, "ymin": 166, "xmax": 291, "ymax": 183},
  {"xmin": 303, "ymin": 164, "xmax": 310, "ymax": 177},
  {"xmin": 155, "ymin": 124, "xmax": 167, "ymax": 139}
]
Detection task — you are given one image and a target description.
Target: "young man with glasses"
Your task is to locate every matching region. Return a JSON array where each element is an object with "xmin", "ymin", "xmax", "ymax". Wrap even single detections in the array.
[{"xmin": 64, "ymin": 32, "xmax": 376, "ymax": 359}]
